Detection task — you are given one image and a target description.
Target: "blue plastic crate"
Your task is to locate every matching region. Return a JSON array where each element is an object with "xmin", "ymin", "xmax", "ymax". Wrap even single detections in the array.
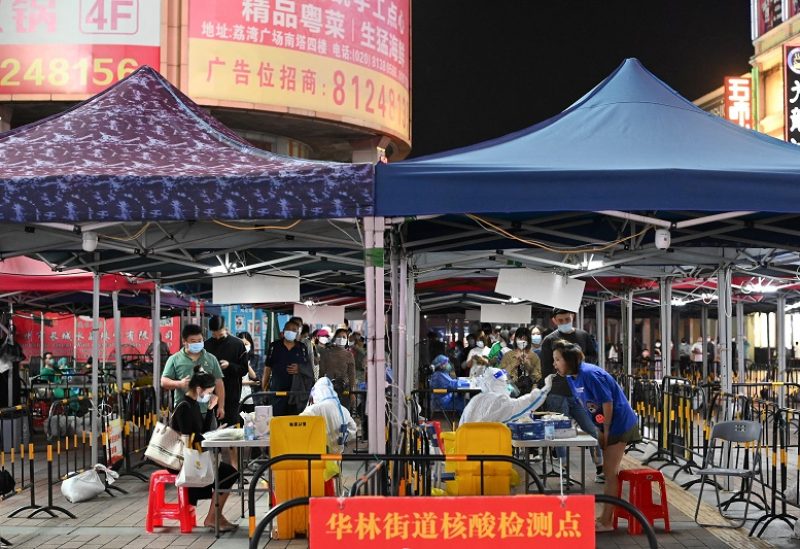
[{"xmin": 507, "ymin": 420, "xmax": 545, "ymax": 440}]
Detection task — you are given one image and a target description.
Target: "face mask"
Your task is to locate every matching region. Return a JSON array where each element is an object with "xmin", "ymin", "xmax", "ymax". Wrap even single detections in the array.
[
  {"xmin": 335, "ymin": 337, "xmax": 348, "ymax": 347},
  {"xmin": 186, "ymin": 342, "xmax": 204, "ymax": 354},
  {"xmin": 532, "ymin": 335, "xmax": 542, "ymax": 345},
  {"xmin": 197, "ymin": 392, "xmax": 211, "ymax": 403},
  {"xmin": 655, "ymin": 342, "xmax": 661, "ymax": 348},
  {"xmin": 476, "ymin": 341, "xmax": 485, "ymax": 349},
  {"xmin": 557, "ymin": 322, "xmax": 573, "ymax": 334},
  {"xmin": 244, "ymin": 344, "xmax": 251, "ymax": 353},
  {"xmin": 318, "ymin": 337, "xmax": 329, "ymax": 345},
  {"xmin": 516, "ymin": 340, "xmax": 528, "ymax": 349},
  {"xmin": 284, "ymin": 330, "xmax": 297, "ymax": 342}
]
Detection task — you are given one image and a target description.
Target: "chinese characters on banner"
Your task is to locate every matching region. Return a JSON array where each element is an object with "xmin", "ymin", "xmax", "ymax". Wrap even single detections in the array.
[
  {"xmin": 13, "ymin": 313, "xmax": 178, "ymax": 361},
  {"xmin": 0, "ymin": 0, "xmax": 161, "ymax": 94},
  {"xmin": 187, "ymin": 0, "xmax": 410, "ymax": 142},
  {"xmin": 309, "ymin": 495, "xmax": 595, "ymax": 548},
  {"xmin": 723, "ymin": 76, "xmax": 751, "ymax": 129},
  {"xmin": 785, "ymin": 45, "xmax": 800, "ymax": 144}
]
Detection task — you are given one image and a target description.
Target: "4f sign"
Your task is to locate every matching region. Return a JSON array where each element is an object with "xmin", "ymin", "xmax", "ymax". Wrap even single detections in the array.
[{"xmin": 80, "ymin": 0, "xmax": 139, "ymax": 34}]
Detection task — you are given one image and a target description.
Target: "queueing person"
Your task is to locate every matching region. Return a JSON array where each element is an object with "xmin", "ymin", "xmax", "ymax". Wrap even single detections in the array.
[
  {"xmin": 500, "ymin": 326, "xmax": 541, "ymax": 396},
  {"xmin": 169, "ymin": 365, "xmax": 238, "ymax": 532},
  {"xmin": 161, "ymin": 324, "xmax": 225, "ymax": 425},
  {"xmin": 539, "ymin": 308, "xmax": 604, "ymax": 481},
  {"xmin": 204, "ymin": 316, "xmax": 248, "ymax": 427},
  {"xmin": 236, "ymin": 331, "xmax": 259, "ymax": 415},
  {"xmin": 428, "ymin": 354, "xmax": 465, "ymax": 414},
  {"xmin": 552, "ymin": 339, "xmax": 641, "ymax": 533},
  {"xmin": 262, "ymin": 319, "xmax": 314, "ymax": 416},
  {"xmin": 318, "ymin": 328, "xmax": 357, "ymax": 409}
]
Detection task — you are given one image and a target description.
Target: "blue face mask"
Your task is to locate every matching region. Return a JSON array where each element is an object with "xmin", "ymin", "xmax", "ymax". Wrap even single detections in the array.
[
  {"xmin": 557, "ymin": 322, "xmax": 574, "ymax": 334},
  {"xmin": 532, "ymin": 334, "xmax": 542, "ymax": 345},
  {"xmin": 187, "ymin": 342, "xmax": 204, "ymax": 353},
  {"xmin": 284, "ymin": 330, "xmax": 297, "ymax": 342},
  {"xmin": 197, "ymin": 392, "xmax": 211, "ymax": 403}
]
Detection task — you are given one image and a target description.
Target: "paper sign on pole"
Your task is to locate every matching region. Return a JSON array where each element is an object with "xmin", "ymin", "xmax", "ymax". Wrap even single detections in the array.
[
  {"xmin": 105, "ymin": 418, "xmax": 123, "ymax": 465},
  {"xmin": 495, "ymin": 269, "xmax": 585, "ymax": 312},
  {"xmin": 480, "ymin": 304, "xmax": 531, "ymax": 324},
  {"xmin": 212, "ymin": 272, "xmax": 300, "ymax": 304},
  {"xmin": 292, "ymin": 304, "xmax": 345, "ymax": 328}
]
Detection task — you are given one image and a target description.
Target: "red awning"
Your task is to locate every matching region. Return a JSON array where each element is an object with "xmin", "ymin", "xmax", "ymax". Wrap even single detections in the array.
[{"xmin": 0, "ymin": 257, "xmax": 155, "ymax": 293}]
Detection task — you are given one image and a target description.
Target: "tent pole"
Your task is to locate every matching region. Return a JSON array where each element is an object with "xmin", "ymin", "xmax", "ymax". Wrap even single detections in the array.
[
  {"xmin": 717, "ymin": 268, "xmax": 733, "ymax": 395},
  {"xmin": 152, "ymin": 282, "xmax": 162, "ymax": 415},
  {"xmin": 39, "ymin": 312, "xmax": 44, "ymax": 361},
  {"xmin": 736, "ymin": 301, "xmax": 746, "ymax": 383},
  {"xmin": 363, "ymin": 216, "xmax": 386, "ymax": 453},
  {"xmin": 577, "ymin": 304, "xmax": 585, "ymax": 332},
  {"xmin": 73, "ymin": 314, "xmax": 77, "ymax": 364},
  {"xmin": 625, "ymin": 290, "xmax": 634, "ymax": 377},
  {"xmin": 777, "ymin": 294, "xmax": 786, "ymax": 408},
  {"xmin": 659, "ymin": 279, "xmax": 672, "ymax": 378},
  {"xmin": 701, "ymin": 305, "xmax": 708, "ymax": 381},
  {"xmin": 113, "ymin": 291, "xmax": 123, "ymax": 408},
  {"xmin": 91, "ymin": 272, "xmax": 100, "ymax": 465},
  {"xmin": 397, "ymin": 253, "xmax": 408, "ymax": 433},
  {"xmin": 364, "ymin": 217, "xmax": 377, "ymax": 453},
  {"xmin": 596, "ymin": 300, "xmax": 605, "ymax": 369}
]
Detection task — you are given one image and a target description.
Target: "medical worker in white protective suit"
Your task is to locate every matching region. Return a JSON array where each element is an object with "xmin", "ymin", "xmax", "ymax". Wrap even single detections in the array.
[
  {"xmin": 300, "ymin": 377, "xmax": 358, "ymax": 452},
  {"xmin": 460, "ymin": 367, "xmax": 555, "ymax": 424}
]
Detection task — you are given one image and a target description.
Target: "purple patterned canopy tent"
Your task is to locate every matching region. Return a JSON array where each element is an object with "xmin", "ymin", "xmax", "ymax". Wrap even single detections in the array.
[{"xmin": 0, "ymin": 66, "xmax": 374, "ymax": 222}]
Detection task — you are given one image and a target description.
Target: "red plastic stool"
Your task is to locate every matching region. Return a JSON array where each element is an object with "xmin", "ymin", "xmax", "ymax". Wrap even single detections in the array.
[
  {"xmin": 613, "ymin": 468, "xmax": 670, "ymax": 534},
  {"xmin": 145, "ymin": 470, "xmax": 196, "ymax": 533}
]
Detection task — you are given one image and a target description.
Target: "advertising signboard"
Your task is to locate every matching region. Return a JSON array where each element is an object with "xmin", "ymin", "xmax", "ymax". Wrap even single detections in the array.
[
  {"xmin": 186, "ymin": 0, "xmax": 410, "ymax": 142},
  {"xmin": 0, "ymin": 0, "xmax": 161, "ymax": 95},
  {"xmin": 784, "ymin": 44, "xmax": 800, "ymax": 143}
]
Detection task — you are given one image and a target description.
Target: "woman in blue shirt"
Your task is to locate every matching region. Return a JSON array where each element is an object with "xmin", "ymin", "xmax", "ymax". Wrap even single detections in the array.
[{"xmin": 552, "ymin": 339, "xmax": 641, "ymax": 533}]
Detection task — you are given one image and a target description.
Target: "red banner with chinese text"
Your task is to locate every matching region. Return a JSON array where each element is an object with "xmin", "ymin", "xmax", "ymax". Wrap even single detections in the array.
[
  {"xmin": 309, "ymin": 495, "xmax": 595, "ymax": 548},
  {"xmin": 14, "ymin": 313, "xmax": 178, "ymax": 362}
]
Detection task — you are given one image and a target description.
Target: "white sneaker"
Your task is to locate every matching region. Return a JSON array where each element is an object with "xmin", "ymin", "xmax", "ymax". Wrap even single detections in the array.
[{"xmin": 595, "ymin": 472, "xmax": 606, "ymax": 484}]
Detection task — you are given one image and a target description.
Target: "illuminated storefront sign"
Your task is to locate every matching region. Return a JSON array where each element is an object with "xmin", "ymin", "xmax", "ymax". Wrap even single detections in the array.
[
  {"xmin": 186, "ymin": 0, "xmax": 410, "ymax": 143},
  {"xmin": 784, "ymin": 45, "xmax": 800, "ymax": 144},
  {"xmin": 723, "ymin": 76, "xmax": 752, "ymax": 129},
  {"xmin": 0, "ymin": 0, "xmax": 161, "ymax": 95}
]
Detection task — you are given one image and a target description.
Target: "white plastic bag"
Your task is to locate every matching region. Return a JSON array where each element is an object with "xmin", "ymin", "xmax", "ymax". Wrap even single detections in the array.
[
  {"xmin": 175, "ymin": 447, "xmax": 215, "ymax": 488},
  {"xmin": 60, "ymin": 464, "xmax": 119, "ymax": 503}
]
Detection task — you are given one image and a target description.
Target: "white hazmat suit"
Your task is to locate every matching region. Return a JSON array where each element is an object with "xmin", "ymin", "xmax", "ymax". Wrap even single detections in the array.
[
  {"xmin": 300, "ymin": 377, "xmax": 358, "ymax": 451},
  {"xmin": 460, "ymin": 368, "xmax": 554, "ymax": 425}
]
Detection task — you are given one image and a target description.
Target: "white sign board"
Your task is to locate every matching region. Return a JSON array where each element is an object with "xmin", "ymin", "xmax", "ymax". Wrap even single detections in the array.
[
  {"xmin": 212, "ymin": 272, "xmax": 300, "ymax": 304},
  {"xmin": 495, "ymin": 269, "xmax": 585, "ymax": 312},
  {"xmin": 480, "ymin": 304, "xmax": 532, "ymax": 324},
  {"xmin": 292, "ymin": 305, "xmax": 345, "ymax": 328}
]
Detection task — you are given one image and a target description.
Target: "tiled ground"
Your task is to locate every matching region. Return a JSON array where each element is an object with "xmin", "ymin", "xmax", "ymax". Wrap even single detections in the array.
[{"xmin": 0, "ymin": 440, "xmax": 793, "ymax": 548}]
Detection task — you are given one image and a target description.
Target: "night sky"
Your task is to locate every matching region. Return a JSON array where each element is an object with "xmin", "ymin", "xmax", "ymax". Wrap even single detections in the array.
[{"xmin": 409, "ymin": 1, "xmax": 754, "ymax": 158}]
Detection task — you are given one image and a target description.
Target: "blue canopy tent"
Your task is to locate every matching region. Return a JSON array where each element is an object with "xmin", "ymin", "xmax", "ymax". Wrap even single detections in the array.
[
  {"xmin": 0, "ymin": 66, "xmax": 374, "ymax": 222},
  {"xmin": 376, "ymin": 58, "xmax": 800, "ymax": 215}
]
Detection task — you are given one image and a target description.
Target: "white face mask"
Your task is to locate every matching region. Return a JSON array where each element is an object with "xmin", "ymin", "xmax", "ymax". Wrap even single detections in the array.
[
  {"xmin": 197, "ymin": 392, "xmax": 212, "ymax": 403},
  {"xmin": 335, "ymin": 337, "xmax": 348, "ymax": 347},
  {"xmin": 516, "ymin": 340, "xmax": 528, "ymax": 350},
  {"xmin": 476, "ymin": 341, "xmax": 485, "ymax": 349},
  {"xmin": 318, "ymin": 336, "xmax": 329, "ymax": 345},
  {"xmin": 244, "ymin": 344, "xmax": 251, "ymax": 353}
]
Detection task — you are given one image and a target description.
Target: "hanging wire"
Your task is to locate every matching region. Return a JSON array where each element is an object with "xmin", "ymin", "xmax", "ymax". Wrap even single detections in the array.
[
  {"xmin": 211, "ymin": 219, "xmax": 302, "ymax": 231},
  {"xmin": 466, "ymin": 214, "xmax": 650, "ymax": 254}
]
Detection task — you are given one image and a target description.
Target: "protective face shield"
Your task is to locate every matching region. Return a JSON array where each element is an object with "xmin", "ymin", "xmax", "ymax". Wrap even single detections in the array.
[{"xmin": 432, "ymin": 354, "xmax": 451, "ymax": 372}]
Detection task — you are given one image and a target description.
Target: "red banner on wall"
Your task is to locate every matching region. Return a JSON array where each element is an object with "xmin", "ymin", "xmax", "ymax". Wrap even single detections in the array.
[
  {"xmin": 14, "ymin": 313, "xmax": 178, "ymax": 362},
  {"xmin": 309, "ymin": 495, "xmax": 595, "ymax": 548}
]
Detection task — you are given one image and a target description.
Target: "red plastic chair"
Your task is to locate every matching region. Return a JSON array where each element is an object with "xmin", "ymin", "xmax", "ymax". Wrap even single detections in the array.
[
  {"xmin": 613, "ymin": 468, "xmax": 670, "ymax": 534},
  {"xmin": 145, "ymin": 470, "xmax": 196, "ymax": 533}
]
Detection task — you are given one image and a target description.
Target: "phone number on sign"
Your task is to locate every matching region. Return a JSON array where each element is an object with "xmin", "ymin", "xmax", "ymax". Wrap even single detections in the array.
[
  {"xmin": 331, "ymin": 70, "xmax": 408, "ymax": 132},
  {"xmin": 0, "ymin": 56, "xmax": 141, "ymax": 94}
]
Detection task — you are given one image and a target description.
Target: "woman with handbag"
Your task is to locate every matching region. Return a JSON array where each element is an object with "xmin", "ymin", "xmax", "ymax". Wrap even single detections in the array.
[{"xmin": 171, "ymin": 366, "xmax": 239, "ymax": 532}]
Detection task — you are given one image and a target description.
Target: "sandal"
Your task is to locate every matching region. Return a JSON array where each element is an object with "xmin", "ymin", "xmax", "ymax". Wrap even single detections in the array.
[{"xmin": 205, "ymin": 522, "xmax": 239, "ymax": 533}]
